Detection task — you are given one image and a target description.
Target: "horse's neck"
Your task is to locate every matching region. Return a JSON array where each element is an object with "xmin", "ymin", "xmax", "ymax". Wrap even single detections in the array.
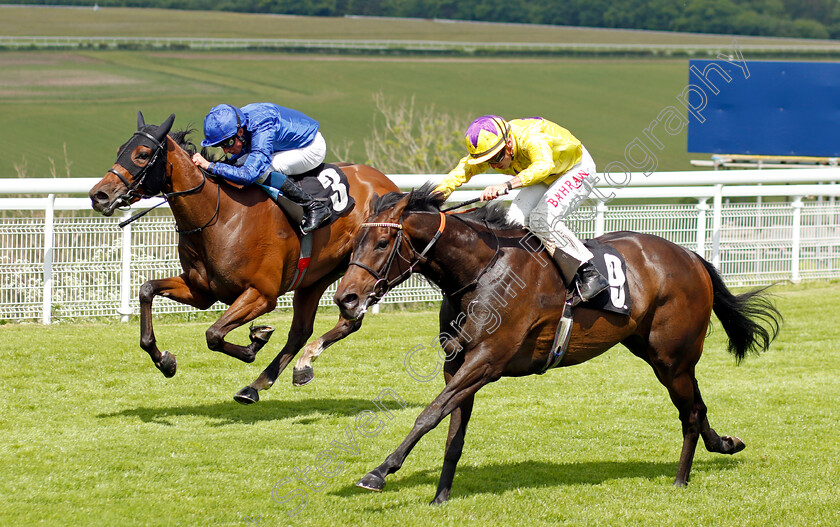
[
  {"xmin": 408, "ymin": 213, "xmax": 497, "ymax": 295},
  {"xmin": 165, "ymin": 141, "xmax": 226, "ymax": 231},
  {"xmin": 166, "ymin": 141, "xmax": 207, "ymax": 194}
]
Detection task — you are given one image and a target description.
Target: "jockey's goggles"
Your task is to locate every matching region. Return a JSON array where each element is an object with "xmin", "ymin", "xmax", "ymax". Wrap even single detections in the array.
[
  {"xmin": 487, "ymin": 147, "xmax": 506, "ymax": 164},
  {"xmin": 215, "ymin": 136, "xmax": 238, "ymax": 148}
]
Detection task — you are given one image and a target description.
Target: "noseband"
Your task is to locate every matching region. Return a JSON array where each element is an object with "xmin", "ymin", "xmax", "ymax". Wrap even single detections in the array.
[{"xmin": 348, "ymin": 212, "xmax": 447, "ymax": 304}]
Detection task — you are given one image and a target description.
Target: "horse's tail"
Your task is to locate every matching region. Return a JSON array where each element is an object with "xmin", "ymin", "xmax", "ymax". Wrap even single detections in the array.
[{"xmin": 699, "ymin": 257, "xmax": 783, "ymax": 363}]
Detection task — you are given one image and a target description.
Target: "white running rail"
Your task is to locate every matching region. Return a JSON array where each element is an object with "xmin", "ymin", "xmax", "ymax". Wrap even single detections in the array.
[{"xmin": 1, "ymin": 169, "xmax": 839, "ymax": 323}]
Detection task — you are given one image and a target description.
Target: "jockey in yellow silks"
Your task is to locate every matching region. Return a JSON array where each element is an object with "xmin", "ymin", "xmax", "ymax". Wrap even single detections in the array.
[{"xmin": 435, "ymin": 115, "xmax": 609, "ymax": 301}]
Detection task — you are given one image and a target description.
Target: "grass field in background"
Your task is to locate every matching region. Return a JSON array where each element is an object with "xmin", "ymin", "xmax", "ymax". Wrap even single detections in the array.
[
  {"xmin": 0, "ymin": 6, "xmax": 782, "ymax": 180},
  {"xmin": 1, "ymin": 50, "xmax": 697, "ymax": 179},
  {"xmin": 1, "ymin": 6, "xmax": 833, "ymax": 45},
  {"xmin": 1, "ymin": 281, "xmax": 838, "ymax": 526}
]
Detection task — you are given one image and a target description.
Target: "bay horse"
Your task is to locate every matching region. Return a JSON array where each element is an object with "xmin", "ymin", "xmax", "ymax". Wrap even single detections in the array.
[
  {"xmin": 89, "ymin": 112, "xmax": 399, "ymax": 404},
  {"xmin": 333, "ymin": 186, "xmax": 782, "ymax": 504}
]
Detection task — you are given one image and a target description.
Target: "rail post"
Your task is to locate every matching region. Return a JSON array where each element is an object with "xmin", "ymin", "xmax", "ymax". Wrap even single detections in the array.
[
  {"xmin": 41, "ymin": 194, "xmax": 55, "ymax": 325},
  {"xmin": 696, "ymin": 198, "xmax": 709, "ymax": 258},
  {"xmin": 711, "ymin": 184, "xmax": 723, "ymax": 268},
  {"xmin": 791, "ymin": 196, "xmax": 803, "ymax": 283},
  {"xmin": 119, "ymin": 210, "xmax": 133, "ymax": 321},
  {"xmin": 594, "ymin": 199, "xmax": 607, "ymax": 237}
]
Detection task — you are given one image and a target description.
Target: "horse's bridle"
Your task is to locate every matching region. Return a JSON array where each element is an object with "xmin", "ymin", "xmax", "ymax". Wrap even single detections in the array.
[
  {"xmin": 109, "ymin": 131, "xmax": 221, "ymax": 234},
  {"xmin": 108, "ymin": 129, "xmax": 171, "ymax": 204},
  {"xmin": 348, "ymin": 212, "xmax": 447, "ymax": 305}
]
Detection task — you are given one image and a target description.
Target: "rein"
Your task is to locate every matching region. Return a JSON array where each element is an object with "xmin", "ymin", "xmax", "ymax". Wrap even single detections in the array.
[
  {"xmin": 440, "ymin": 196, "xmax": 482, "ymax": 213},
  {"xmin": 446, "ymin": 216, "xmax": 502, "ymax": 298},
  {"xmin": 348, "ymin": 210, "xmax": 503, "ymax": 303}
]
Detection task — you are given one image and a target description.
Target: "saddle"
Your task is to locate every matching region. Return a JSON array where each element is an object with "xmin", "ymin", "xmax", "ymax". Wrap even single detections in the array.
[
  {"xmin": 273, "ymin": 163, "xmax": 356, "ymax": 230},
  {"xmin": 542, "ymin": 239, "xmax": 631, "ymax": 373},
  {"xmin": 211, "ymin": 163, "xmax": 356, "ymax": 290},
  {"xmin": 578, "ymin": 239, "xmax": 630, "ymax": 316}
]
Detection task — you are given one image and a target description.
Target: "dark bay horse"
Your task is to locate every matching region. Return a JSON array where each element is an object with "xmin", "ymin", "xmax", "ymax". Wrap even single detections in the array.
[
  {"xmin": 333, "ymin": 186, "xmax": 782, "ymax": 504},
  {"xmin": 89, "ymin": 112, "xmax": 399, "ymax": 404}
]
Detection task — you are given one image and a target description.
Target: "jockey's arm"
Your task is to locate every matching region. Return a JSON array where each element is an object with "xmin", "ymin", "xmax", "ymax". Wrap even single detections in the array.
[
  {"xmin": 433, "ymin": 156, "xmax": 484, "ymax": 198},
  {"xmin": 206, "ymin": 122, "xmax": 277, "ymax": 185}
]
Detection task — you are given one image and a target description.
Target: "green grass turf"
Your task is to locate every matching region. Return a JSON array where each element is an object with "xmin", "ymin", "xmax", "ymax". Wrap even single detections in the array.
[{"xmin": 0, "ymin": 281, "xmax": 838, "ymax": 525}]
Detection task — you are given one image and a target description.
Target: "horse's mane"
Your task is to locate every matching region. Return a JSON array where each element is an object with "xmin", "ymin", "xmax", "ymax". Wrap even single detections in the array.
[
  {"xmin": 374, "ymin": 182, "xmax": 521, "ymax": 231},
  {"xmin": 171, "ymin": 128, "xmax": 226, "ymax": 163},
  {"xmin": 373, "ymin": 183, "xmax": 444, "ymax": 215},
  {"xmin": 170, "ymin": 128, "xmax": 199, "ymax": 157}
]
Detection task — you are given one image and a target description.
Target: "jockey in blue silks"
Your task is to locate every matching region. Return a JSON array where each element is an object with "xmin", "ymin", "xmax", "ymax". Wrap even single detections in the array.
[{"xmin": 191, "ymin": 103, "xmax": 331, "ymax": 235}]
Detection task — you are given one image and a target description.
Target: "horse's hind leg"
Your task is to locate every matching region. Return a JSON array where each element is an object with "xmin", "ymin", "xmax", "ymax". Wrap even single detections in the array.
[
  {"xmin": 139, "ymin": 275, "xmax": 214, "ymax": 377},
  {"xmin": 204, "ymin": 287, "xmax": 276, "ymax": 362},
  {"xmin": 645, "ymin": 340, "xmax": 746, "ymax": 485},
  {"xmin": 292, "ymin": 316, "xmax": 363, "ymax": 387},
  {"xmin": 700, "ymin": 416, "xmax": 746, "ymax": 455},
  {"xmin": 291, "ymin": 272, "xmax": 363, "ymax": 386},
  {"xmin": 628, "ymin": 335, "xmax": 708, "ymax": 487},
  {"xmin": 670, "ymin": 373, "xmax": 707, "ymax": 486},
  {"xmin": 235, "ymin": 278, "xmax": 336, "ymax": 404},
  {"xmin": 645, "ymin": 361, "xmax": 707, "ymax": 486}
]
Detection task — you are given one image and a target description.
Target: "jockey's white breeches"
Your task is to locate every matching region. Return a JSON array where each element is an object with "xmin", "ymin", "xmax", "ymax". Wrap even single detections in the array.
[
  {"xmin": 269, "ymin": 132, "xmax": 327, "ymax": 176},
  {"xmin": 506, "ymin": 146, "xmax": 597, "ymax": 267}
]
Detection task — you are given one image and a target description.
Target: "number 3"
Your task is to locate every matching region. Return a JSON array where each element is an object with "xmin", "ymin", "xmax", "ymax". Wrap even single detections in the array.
[{"xmin": 317, "ymin": 168, "xmax": 349, "ymax": 211}]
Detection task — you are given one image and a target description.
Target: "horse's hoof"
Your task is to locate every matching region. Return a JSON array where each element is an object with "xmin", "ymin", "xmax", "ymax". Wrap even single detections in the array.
[
  {"xmin": 234, "ymin": 386, "xmax": 259, "ymax": 405},
  {"xmin": 430, "ymin": 492, "xmax": 450, "ymax": 505},
  {"xmin": 356, "ymin": 473, "xmax": 385, "ymax": 492},
  {"xmin": 673, "ymin": 479, "xmax": 688, "ymax": 488},
  {"xmin": 292, "ymin": 366, "xmax": 314, "ymax": 387},
  {"xmin": 155, "ymin": 351, "xmax": 177, "ymax": 378},
  {"xmin": 722, "ymin": 435, "xmax": 746, "ymax": 454},
  {"xmin": 249, "ymin": 325, "xmax": 275, "ymax": 344}
]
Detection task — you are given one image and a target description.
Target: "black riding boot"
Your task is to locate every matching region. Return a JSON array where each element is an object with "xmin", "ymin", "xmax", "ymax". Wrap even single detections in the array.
[
  {"xmin": 576, "ymin": 261, "xmax": 609, "ymax": 302},
  {"xmin": 279, "ymin": 179, "xmax": 331, "ymax": 235}
]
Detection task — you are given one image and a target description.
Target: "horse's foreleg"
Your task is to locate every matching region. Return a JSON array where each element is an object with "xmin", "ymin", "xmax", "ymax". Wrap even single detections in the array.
[
  {"xmin": 234, "ymin": 282, "xmax": 327, "ymax": 404},
  {"xmin": 139, "ymin": 275, "xmax": 215, "ymax": 377},
  {"xmin": 357, "ymin": 351, "xmax": 495, "ymax": 495},
  {"xmin": 431, "ymin": 364, "xmax": 475, "ymax": 505},
  {"xmin": 205, "ymin": 287, "xmax": 276, "ymax": 363},
  {"xmin": 292, "ymin": 316, "xmax": 363, "ymax": 387}
]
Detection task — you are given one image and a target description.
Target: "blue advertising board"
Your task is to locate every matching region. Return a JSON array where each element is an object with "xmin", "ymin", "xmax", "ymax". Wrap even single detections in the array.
[{"xmin": 687, "ymin": 60, "xmax": 840, "ymax": 156}]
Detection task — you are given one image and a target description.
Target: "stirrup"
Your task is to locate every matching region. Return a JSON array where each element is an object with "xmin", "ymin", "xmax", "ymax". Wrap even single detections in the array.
[{"xmin": 540, "ymin": 291, "xmax": 575, "ymax": 373}]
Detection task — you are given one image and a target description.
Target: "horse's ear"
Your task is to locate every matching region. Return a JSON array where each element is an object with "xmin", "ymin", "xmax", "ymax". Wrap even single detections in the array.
[
  {"xmin": 390, "ymin": 191, "xmax": 412, "ymax": 219},
  {"xmin": 156, "ymin": 113, "xmax": 176, "ymax": 141},
  {"xmin": 137, "ymin": 111, "xmax": 145, "ymax": 130}
]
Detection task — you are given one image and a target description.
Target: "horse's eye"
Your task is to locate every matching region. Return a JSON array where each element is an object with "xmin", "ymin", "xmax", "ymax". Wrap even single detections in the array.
[
  {"xmin": 138, "ymin": 151, "xmax": 149, "ymax": 159},
  {"xmin": 376, "ymin": 239, "xmax": 389, "ymax": 250}
]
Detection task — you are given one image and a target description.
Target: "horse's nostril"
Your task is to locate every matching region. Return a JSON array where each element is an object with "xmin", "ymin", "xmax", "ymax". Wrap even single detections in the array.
[
  {"xmin": 342, "ymin": 293, "xmax": 358, "ymax": 309},
  {"xmin": 94, "ymin": 191, "xmax": 109, "ymax": 204}
]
